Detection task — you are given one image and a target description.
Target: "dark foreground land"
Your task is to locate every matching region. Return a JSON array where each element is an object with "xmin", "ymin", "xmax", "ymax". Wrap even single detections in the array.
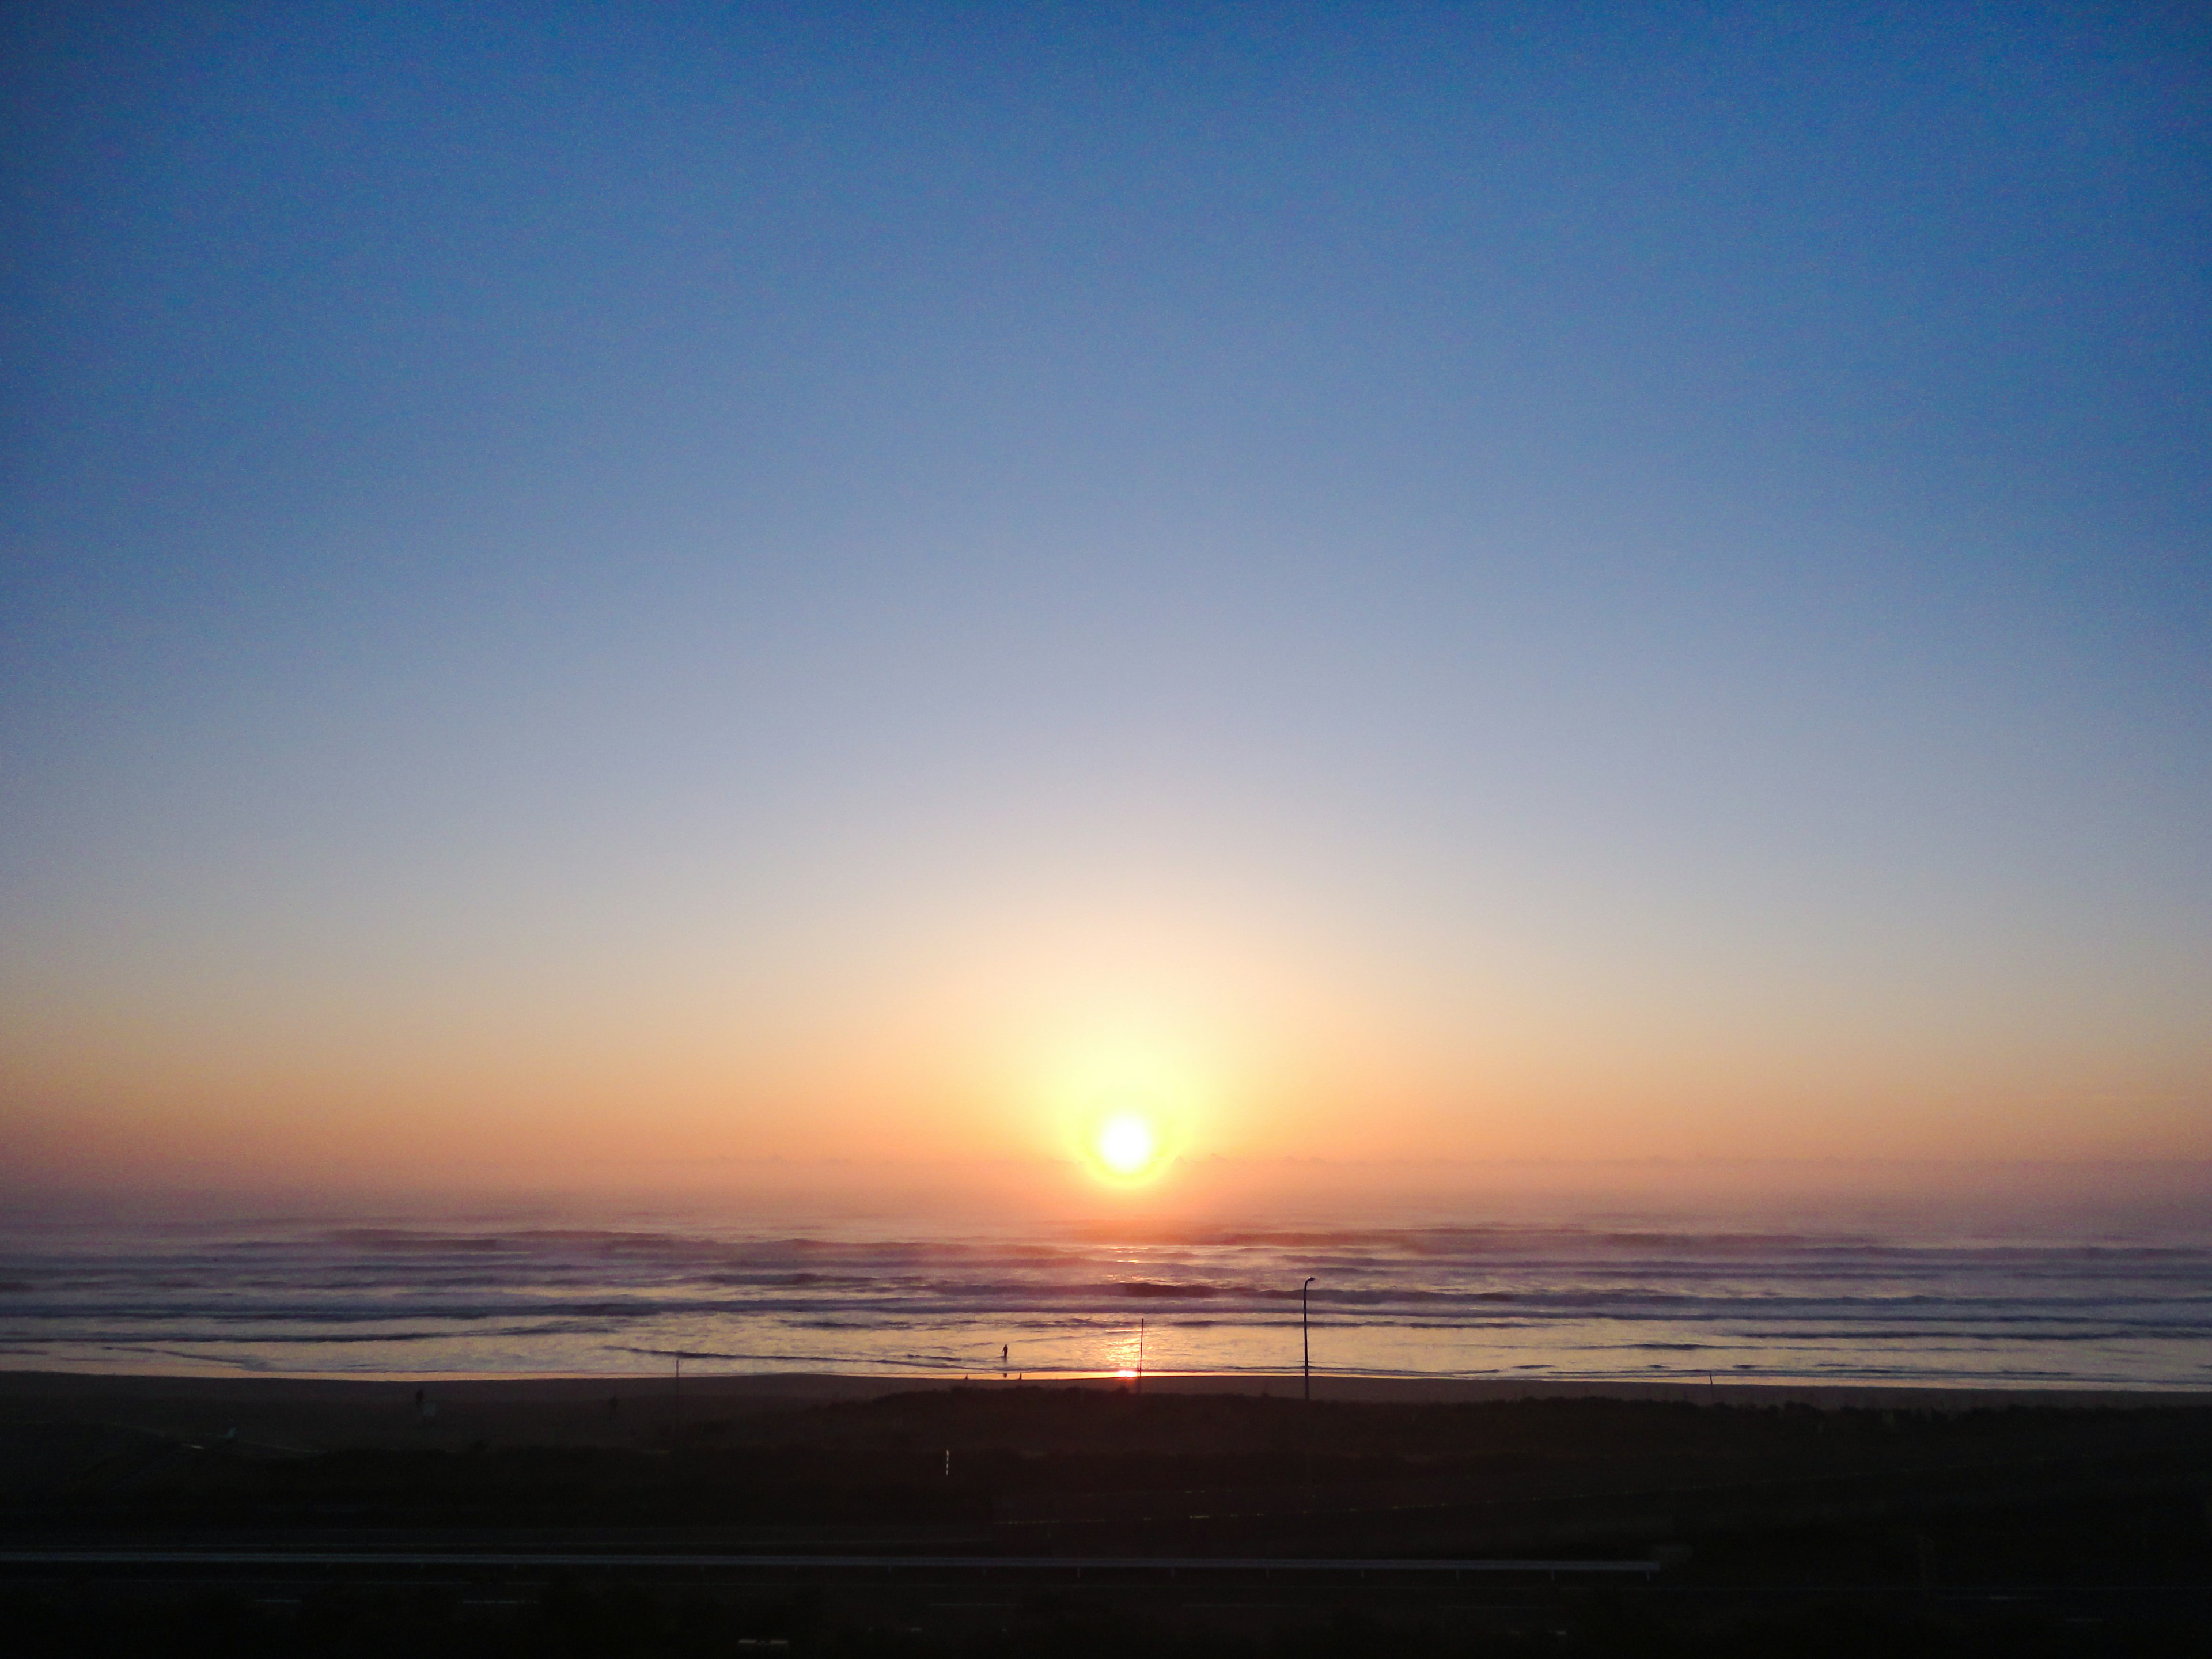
[{"xmin": 3, "ymin": 1373, "xmax": 2210, "ymax": 1655}]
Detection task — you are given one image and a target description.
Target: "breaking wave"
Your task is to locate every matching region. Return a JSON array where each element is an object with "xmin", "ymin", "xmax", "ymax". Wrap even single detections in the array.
[{"xmin": 2, "ymin": 1214, "xmax": 2208, "ymax": 1386}]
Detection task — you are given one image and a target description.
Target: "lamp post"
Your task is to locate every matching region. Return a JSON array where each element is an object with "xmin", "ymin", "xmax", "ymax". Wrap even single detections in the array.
[{"xmin": 1301, "ymin": 1277, "xmax": 1315, "ymax": 1402}]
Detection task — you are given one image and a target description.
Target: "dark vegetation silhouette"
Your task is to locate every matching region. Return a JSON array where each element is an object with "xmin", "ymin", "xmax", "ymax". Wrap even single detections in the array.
[{"xmin": 5, "ymin": 1387, "xmax": 2209, "ymax": 1654}]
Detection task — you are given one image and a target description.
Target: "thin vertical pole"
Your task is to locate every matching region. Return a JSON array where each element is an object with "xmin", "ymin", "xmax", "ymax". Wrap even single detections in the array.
[
  {"xmin": 1136, "ymin": 1318, "xmax": 1145, "ymax": 1394},
  {"xmin": 1301, "ymin": 1277, "xmax": 1315, "ymax": 1402}
]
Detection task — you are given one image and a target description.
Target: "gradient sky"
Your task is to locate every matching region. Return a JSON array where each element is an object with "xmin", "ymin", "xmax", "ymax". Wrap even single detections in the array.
[{"xmin": 4, "ymin": 2, "xmax": 2208, "ymax": 1195}]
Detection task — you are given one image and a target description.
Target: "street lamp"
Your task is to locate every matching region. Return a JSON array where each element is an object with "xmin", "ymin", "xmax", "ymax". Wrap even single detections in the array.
[{"xmin": 1301, "ymin": 1276, "xmax": 1315, "ymax": 1402}]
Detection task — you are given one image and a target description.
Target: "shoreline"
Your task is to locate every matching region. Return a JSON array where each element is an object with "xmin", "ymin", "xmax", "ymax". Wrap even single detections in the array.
[{"xmin": 6, "ymin": 1367, "xmax": 2209, "ymax": 1412}]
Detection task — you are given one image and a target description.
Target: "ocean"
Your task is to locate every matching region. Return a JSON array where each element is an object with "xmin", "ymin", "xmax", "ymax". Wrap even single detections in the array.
[{"xmin": 3, "ymin": 1196, "xmax": 2209, "ymax": 1389}]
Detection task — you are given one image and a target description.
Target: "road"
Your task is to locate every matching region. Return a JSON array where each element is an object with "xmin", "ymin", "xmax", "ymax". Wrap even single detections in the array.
[{"xmin": 0, "ymin": 1548, "xmax": 1656, "ymax": 1575}]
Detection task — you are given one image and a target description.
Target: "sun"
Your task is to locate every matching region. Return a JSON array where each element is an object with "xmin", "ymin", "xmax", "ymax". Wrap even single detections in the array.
[
  {"xmin": 1097, "ymin": 1112, "xmax": 1158, "ymax": 1176},
  {"xmin": 1086, "ymin": 1106, "xmax": 1170, "ymax": 1185}
]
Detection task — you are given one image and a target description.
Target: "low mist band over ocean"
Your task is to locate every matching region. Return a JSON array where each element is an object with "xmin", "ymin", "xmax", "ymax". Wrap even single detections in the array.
[{"xmin": 6, "ymin": 1195, "xmax": 2209, "ymax": 1391}]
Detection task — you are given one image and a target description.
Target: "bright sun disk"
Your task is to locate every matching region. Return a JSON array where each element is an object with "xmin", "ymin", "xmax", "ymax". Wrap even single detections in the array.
[{"xmin": 1095, "ymin": 1111, "xmax": 1160, "ymax": 1178}]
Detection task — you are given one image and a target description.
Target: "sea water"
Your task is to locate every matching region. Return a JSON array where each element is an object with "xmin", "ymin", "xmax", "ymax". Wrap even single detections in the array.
[{"xmin": 3, "ymin": 1198, "xmax": 2208, "ymax": 1388}]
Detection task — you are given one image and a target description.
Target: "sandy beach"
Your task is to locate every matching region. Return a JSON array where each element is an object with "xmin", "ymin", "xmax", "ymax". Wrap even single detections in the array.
[{"xmin": 5, "ymin": 1367, "xmax": 2207, "ymax": 1457}]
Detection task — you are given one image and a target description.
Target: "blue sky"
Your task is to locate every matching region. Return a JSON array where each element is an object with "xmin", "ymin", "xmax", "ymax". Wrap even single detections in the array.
[{"xmin": 3, "ymin": 2, "xmax": 2207, "ymax": 1185}]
